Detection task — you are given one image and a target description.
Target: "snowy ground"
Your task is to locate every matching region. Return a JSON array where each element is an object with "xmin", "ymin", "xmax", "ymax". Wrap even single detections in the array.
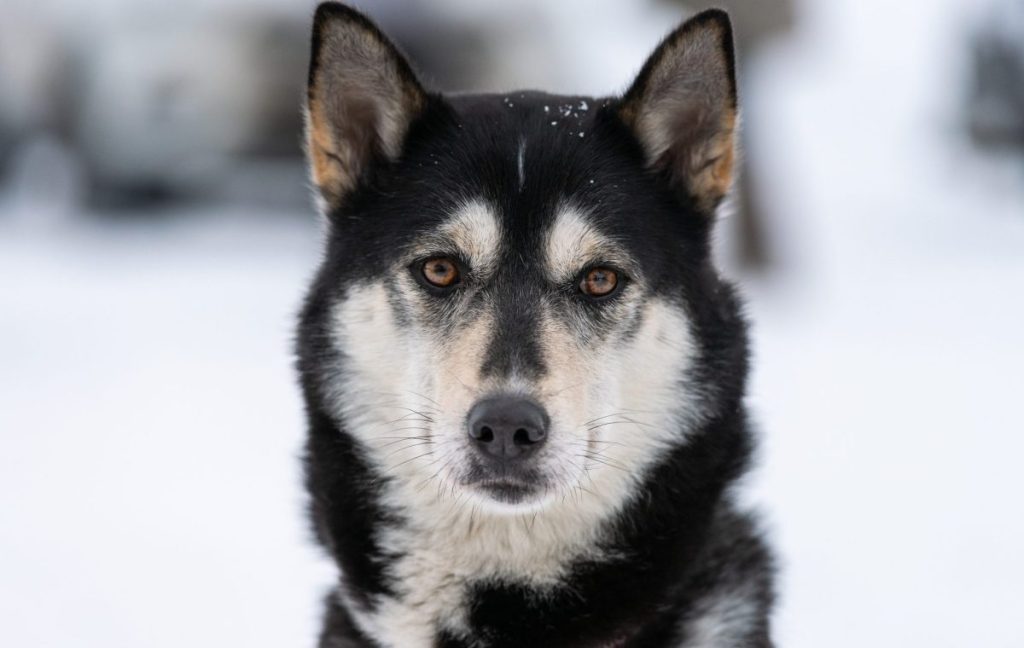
[{"xmin": 2, "ymin": 0, "xmax": 1023, "ymax": 646}]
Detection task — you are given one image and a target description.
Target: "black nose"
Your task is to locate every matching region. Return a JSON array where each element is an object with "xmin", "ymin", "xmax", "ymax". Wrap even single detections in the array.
[{"xmin": 467, "ymin": 396, "xmax": 549, "ymax": 462}]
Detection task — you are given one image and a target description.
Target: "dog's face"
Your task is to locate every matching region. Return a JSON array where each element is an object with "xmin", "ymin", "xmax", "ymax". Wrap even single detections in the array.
[{"xmin": 301, "ymin": 6, "xmax": 740, "ymax": 514}]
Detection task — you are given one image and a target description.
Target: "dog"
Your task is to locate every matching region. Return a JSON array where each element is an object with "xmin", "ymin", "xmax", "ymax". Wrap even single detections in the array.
[{"xmin": 296, "ymin": 3, "xmax": 775, "ymax": 646}]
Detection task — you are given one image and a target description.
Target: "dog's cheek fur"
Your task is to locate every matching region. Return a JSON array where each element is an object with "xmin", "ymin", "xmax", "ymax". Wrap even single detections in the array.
[
  {"xmin": 536, "ymin": 296, "xmax": 702, "ymax": 504},
  {"xmin": 321, "ymin": 200, "xmax": 505, "ymax": 496}
]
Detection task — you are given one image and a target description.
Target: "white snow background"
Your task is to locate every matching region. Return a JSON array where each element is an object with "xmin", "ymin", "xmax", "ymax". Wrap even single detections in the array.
[{"xmin": 2, "ymin": 0, "xmax": 1023, "ymax": 646}]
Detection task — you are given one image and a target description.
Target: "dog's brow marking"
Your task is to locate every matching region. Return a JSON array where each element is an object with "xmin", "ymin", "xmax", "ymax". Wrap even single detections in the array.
[
  {"xmin": 545, "ymin": 206, "xmax": 615, "ymax": 281},
  {"xmin": 516, "ymin": 139, "xmax": 526, "ymax": 191},
  {"xmin": 439, "ymin": 199, "xmax": 502, "ymax": 274}
]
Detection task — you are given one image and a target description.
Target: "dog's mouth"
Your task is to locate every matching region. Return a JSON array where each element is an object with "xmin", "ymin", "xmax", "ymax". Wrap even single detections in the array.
[
  {"xmin": 470, "ymin": 478, "xmax": 539, "ymax": 504},
  {"xmin": 461, "ymin": 462, "xmax": 548, "ymax": 505}
]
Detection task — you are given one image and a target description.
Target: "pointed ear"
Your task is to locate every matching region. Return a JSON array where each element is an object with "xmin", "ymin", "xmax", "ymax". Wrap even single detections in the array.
[
  {"xmin": 618, "ymin": 9, "xmax": 739, "ymax": 212},
  {"xmin": 305, "ymin": 3, "xmax": 427, "ymax": 208}
]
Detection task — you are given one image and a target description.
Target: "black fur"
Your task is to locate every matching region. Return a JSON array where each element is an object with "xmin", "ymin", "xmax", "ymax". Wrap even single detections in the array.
[{"xmin": 297, "ymin": 4, "xmax": 774, "ymax": 646}]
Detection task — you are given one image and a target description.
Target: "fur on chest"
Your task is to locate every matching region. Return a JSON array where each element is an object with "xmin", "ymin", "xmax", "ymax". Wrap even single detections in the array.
[{"xmin": 342, "ymin": 491, "xmax": 617, "ymax": 647}]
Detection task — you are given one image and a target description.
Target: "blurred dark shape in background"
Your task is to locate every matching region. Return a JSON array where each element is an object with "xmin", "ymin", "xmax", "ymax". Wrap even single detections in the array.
[
  {"xmin": 2, "ymin": 0, "xmax": 1022, "ymax": 220},
  {"xmin": 71, "ymin": 13, "xmax": 311, "ymax": 207},
  {"xmin": 1, "ymin": 0, "xmax": 802, "ymax": 233},
  {"xmin": 966, "ymin": 0, "xmax": 1024, "ymax": 151},
  {"xmin": 0, "ymin": 6, "xmax": 313, "ymax": 209}
]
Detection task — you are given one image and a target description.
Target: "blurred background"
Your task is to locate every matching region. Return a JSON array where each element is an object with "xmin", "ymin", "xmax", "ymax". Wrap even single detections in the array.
[{"xmin": 2, "ymin": 0, "xmax": 1023, "ymax": 646}]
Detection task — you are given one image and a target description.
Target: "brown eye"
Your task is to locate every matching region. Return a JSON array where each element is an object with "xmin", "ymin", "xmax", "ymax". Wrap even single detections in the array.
[
  {"xmin": 421, "ymin": 257, "xmax": 460, "ymax": 288},
  {"xmin": 579, "ymin": 267, "xmax": 619, "ymax": 298}
]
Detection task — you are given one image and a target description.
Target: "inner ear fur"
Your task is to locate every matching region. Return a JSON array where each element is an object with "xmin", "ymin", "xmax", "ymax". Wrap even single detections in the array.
[
  {"xmin": 305, "ymin": 2, "xmax": 427, "ymax": 208},
  {"xmin": 619, "ymin": 9, "xmax": 739, "ymax": 212}
]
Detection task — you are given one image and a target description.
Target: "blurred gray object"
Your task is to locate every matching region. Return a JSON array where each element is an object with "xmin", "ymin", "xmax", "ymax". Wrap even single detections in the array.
[
  {"xmin": 69, "ymin": 11, "xmax": 309, "ymax": 205},
  {"xmin": 709, "ymin": 0, "xmax": 795, "ymax": 48},
  {"xmin": 0, "ymin": 0, "xmax": 799, "ymax": 212},
  {"xmin": 0, "ymin": 10, "xmax": 66, "ymax": 175},
  {"xmin": 967, "ymin": 0, "xmax": 1024, "ymax": 150},
  {"xmin": 0, "ymin": 1, "xmax": 517, "ymax": 208},
  {"xmin": 362, "ymin": 0, "xmax": 496, "ymax": 92}
]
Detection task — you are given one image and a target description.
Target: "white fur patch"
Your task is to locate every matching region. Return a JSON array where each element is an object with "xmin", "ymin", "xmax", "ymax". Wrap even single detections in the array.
[
  {"xmin": 543, "ymin": 205, "xmax": 637, "ymax": 284},
  {"xmin": 679, "ymin": 584, "xmax": 761, "ymax": 647},
  {"xmin": 412, "ymin": 199, "xmax": 503, "ymax": 278}
]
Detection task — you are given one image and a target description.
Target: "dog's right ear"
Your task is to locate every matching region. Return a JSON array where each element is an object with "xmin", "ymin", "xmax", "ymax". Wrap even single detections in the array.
[{"xmin": 305, "ymin": 2, "xmax": 428, "ymax": 209}]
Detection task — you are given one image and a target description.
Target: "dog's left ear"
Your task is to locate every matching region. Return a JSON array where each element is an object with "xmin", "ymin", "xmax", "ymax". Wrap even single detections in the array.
[
  {"xmin": 305, "ymin": 2, "xmax": 428, "ymax": 208},
  {"xmin": 619, "ymin": 9, "xmax": 738, "ymax": 212}
]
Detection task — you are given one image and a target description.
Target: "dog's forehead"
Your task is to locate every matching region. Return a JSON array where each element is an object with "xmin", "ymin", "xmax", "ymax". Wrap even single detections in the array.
[
  {"xmin": 372, "ymin": 91, "xmax": 692, "ymax": 285},
  {"xmin": 444, "ymin": 92, "xmax": 607, "ymax": 192},
  {"xmin": 449, "ymin": 91, "xmax": 602, "ymax": 134},
  {"xmin": 417, "ymin": 93, "xmax": 628, "ymax": 266}
]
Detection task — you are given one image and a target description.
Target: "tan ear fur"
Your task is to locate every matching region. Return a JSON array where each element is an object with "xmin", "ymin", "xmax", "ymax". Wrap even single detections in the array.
[{"xmin": 619, "ymin": 10, "xmax": 739, "ymax": 212}]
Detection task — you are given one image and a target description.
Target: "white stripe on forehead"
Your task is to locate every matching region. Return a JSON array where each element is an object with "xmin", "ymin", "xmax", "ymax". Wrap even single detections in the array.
[
  {"xmin": 432, "ymin": 199, "xmax": 502, "ymax": 273},
  {"xmin": 544, "ymin": 205, "xmax": 623, "ymax": 282},
  {"xmin": 516, "ymin": 139, "xmax": 526, "ymax": 191}
]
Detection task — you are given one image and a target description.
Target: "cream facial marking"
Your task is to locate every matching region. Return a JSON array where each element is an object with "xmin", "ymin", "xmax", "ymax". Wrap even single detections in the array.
[
  {"xmin": 543, "ymin": 205, "xmax": 637, "ymax": 284},
  {"xmin": 410, "ymin": 199, "xmax": 503, "ymax": 277}
]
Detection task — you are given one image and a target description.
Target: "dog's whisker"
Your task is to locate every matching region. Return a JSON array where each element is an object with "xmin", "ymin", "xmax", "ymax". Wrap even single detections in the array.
[
  {"xmin": 388, "ymin": 412, "xmax": 436, "ymax": 424},
  {"xmin": 386, "ymin": 424, "xmax": 433, "ymax": 434},
  {"xmin": 361, "ymin": 390, "xmax": 443, "ymax": 412},
  {"xmin": 425, "ymin": 457, "xmax": 460, "ymax": 500},
  {"xmin": 403, "ymin": 389, "xmax": 443, "ymax": 409},
  {"xmin": 383, "ymin": 411, "xmax": 436, "ymax": 424},
  {"xmin": 371, "ymin": 435, "xmax": 433, "ymax": 449},
  {"xmin": 586, "ymin": 418, "xmax": 657, "ymax": 433},
  {"xmin": 579, "ymin": 452, "xmax": 630, "ymax": 474},
  {"xmin": 581, "ymin": 412, "xmax": 639, "ymax": 427},
  {"xmin": 382, "ymin": 440, "xmax": 435, "ymax": 459},
  {"xmin": 356, "ymin": 403, "xmax": 440, "ymax": 421},
  {"xmin": 389, "ymin": 450, "xmax": 436, "ymax": 470}
]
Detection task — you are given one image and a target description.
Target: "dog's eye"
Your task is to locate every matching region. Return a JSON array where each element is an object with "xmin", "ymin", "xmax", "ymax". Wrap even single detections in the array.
[
  {"xmin": 579, "ymin": 267, "xmax": 619, "ymax": 298},
  {"xmin": 420, "ymin": 257, "xmax": 460, "ymax": 288}
]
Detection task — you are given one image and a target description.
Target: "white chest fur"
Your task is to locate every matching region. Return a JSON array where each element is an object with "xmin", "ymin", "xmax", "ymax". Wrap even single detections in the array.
[{"xmin": 340, "ymin": 481, "xmax": 625, "ymax": 647}]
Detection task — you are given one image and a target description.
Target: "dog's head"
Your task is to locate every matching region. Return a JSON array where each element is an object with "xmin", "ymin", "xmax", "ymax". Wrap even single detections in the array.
[{"xmin": 300, "ymin": 3, "xmax": 744, "ymax": 514}]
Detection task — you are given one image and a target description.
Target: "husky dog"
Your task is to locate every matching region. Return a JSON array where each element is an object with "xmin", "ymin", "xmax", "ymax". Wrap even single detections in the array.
[{"xmin": 297, "ymin": 3, "xmax": 774, "ymax": 646}]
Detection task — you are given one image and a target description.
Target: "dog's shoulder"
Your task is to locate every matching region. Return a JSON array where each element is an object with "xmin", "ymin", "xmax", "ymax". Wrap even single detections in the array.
[{"xmin": 676, "ymin": 504, "xmax": 776, "ymax": 648}]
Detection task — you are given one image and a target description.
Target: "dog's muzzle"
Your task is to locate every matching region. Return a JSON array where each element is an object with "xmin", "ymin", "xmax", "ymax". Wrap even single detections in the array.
[{"xmin": 463, "ymin": 395, "xmax": 551, "ymax": 504}]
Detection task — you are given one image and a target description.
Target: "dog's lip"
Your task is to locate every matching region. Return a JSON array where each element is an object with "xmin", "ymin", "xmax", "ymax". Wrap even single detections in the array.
[
  {"xmin": 472, "ymin": 477, "xmax": 532, "ymax": 488},
  {"xmin": 466, "ymin": 476, "xmax": 541, "ymax": 502},
  {"xmin": 465, "ymin": 476, "xmax": 534, "ymax": 490}
]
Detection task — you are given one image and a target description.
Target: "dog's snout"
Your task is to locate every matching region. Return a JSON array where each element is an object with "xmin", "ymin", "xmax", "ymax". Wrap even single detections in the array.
[{"xmin": 467, "ymin": 397, "xmax": 549, "ymax": 461}]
